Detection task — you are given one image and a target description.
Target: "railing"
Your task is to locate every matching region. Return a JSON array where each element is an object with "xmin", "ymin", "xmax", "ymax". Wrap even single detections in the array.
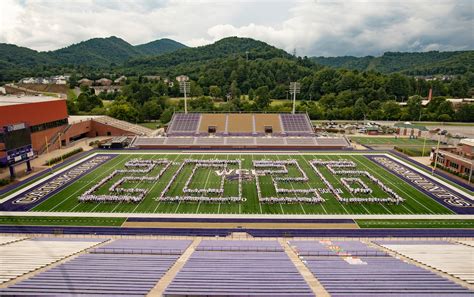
[
  {"xmin": 37, "ymin": 124, "xmax": 71, "ymax": 155},
  {"xmin": 90, "ymin": 248, "xmax": 184, "ymax": 255}
]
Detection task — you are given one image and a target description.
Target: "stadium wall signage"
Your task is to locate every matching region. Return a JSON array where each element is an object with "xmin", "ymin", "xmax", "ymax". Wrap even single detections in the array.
[
  {"xmin": 10, "ymin": 155, "xmax": 114, "ymax": 208},
  {"xmin": 370, "ymin": 156, "xmax": 473, "ymax": 211}
]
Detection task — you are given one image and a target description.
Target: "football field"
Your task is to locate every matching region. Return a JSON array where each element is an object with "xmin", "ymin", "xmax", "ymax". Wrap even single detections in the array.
[{"xmin": 3, "ymin": 151, "xmax": 464, "ymax": 215}]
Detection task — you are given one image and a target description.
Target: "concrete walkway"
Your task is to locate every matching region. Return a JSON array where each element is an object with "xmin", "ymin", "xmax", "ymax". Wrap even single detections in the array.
[
  {"xmin": 279, "ymin": 238, "xmax": 329, "ymax": 296},
  {"xmin": 1, "ymin": 211, "xmax": 473, "ymax": 219},
  {"xmin": 147, "ymin": 238, "xmax": 201, "ymax": 296}
]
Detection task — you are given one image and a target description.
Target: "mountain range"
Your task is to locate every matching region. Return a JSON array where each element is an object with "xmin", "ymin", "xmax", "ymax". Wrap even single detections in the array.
[{"xmin": 0, "ymin": 36, "xmax": 472, "ymax": 82}]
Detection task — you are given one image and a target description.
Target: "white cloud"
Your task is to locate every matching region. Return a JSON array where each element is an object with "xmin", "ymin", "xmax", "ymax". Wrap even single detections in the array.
[{"xmin": 0, "ymin": 0, "xmax": 472, "ymax": 56}]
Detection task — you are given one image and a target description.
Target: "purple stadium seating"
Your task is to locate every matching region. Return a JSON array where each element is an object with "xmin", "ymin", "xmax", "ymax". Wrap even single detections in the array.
[
  {"xmin": 280, "ymin": 114, "xmax": 313, "ymax": 135},
  {"xmin": 0, "ymin": 239, "xmax": 192, "ymax": 296},
  {"xmin": 291, "ymin": 240, "xmax": 472, "ymax": 296},
  {"xmin": 167, "ymin": 113, "xmax": 201, "ymax": 135},
  {"xmin": 164, "ymin": 240, "xmax": 313, "ymax": 296}
]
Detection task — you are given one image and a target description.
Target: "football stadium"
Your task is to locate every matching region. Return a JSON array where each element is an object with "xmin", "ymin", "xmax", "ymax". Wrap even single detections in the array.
[{"xmin": 0, "ymin": 109, "xmax": 473, "ymax": 296}]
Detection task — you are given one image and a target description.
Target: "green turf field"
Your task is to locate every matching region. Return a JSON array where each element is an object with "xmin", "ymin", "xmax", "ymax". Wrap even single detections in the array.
[
  {"xmin": 0, "ymin": 216, "xmax": 125, "ymax": 226},
  {"xmin": 350, "ymin": 137, "xmax": 437, "ymax": 146},
  {"xmin": 356, "ymin": 219, "xmax": 474, "ymax": 228},
  {"xmin": 26, "ymin": 152, "xmax": 453, "ymax": 215}
]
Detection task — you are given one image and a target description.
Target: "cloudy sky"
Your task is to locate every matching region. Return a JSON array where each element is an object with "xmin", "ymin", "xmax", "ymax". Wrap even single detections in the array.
[{"xmin": 0, "ymin": 0, "xmax": 472, "ymax": 56}]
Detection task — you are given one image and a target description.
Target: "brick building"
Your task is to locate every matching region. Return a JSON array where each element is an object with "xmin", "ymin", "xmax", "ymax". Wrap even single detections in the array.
[
  {"xmin": 0, "ymin": 96, "xmax": 153, "ymax": 162},
  {"xmin": 433, "ymin": 138, "xmax": 473, "ymax": 180}
]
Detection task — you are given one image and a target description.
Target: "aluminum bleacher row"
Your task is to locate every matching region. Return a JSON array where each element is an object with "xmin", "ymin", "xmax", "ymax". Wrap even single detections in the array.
[
  {"xmin": 290, "ymin": 240, "xmax": 473, "ymax": 296},
  {"xmin": 377, "ymin": 240, "xmax": 474, "ymax": 285},
  {"xmin": 1, "ymin": 237, "xmax": 472, "ymax": 296},
  {"xmin": 133, "ymin": 136, "xmax": 349, "ymax": 149},
  {"xmin": 166, "ymin": 113, "xmax": 315, "ymax": 137},
  {"xmin": 0, "ymin": 237, "xmax": 105, "ymax": 284},
  {"xmin": 164, "ymin": 240, "xmax": 314, "ymax": 296},
  {"xmin": 0, "ymin": 239, "xmax": 192, "ymax": 296}
]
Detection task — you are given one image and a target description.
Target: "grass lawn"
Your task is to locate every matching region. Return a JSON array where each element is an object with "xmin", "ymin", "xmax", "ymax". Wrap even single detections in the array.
[
  {"xmin": 356, "ymin": 219, "xmax": 474, "ymax": 228},
  {"xmin": 27, "ymin": 152, "xmax": 453, "ymax": 215},
  {"xmin": 0, "ymin": 216, "xmax": 126, "ymax": 226},
  {"xmin": 350, "ymin": 136, "xmax": 437, "ymax": 146},
  {"xmin": 138, "ymin": 122, "xmax": 160, "ymax": 129}
]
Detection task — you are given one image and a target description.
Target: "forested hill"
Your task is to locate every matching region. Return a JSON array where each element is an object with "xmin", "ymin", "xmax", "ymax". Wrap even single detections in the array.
[
  {"xmin": 0, "ymin": 36, "xmax": 187, "ymax": 81},
  {"xmin": 124, "ymin": 37, "xmax": 294, "ymax": 71},
  {"xmin": 135, "ymin": 38, "xmax": 187, "ymax": 56},
  {"xmin": 311, "ymin": 51, "xmax": 474, "ymax": 75}
]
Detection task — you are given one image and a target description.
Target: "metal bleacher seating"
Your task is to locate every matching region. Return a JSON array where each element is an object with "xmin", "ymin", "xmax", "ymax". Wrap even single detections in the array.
[
  {"xmin": 290, "ymin": 240, "xmax": 473, "ymax": 297},
  {"xmin": 195, "ymin": 137, "xmax": 225, "ymax": 145},
  {"xmin": 164, "ymin": 240, "xmax": 314, "ymax": 296},
  {"xmin": 167, "ymin": 113, "xmax": 201, "ymax": 135},
  {"xmin": 285, "ymin": 137, "xmax": 317, "ymax": 146},
  {"xmin": 0, "ymin": 239, "xmax": 192, "ymax": 296},
  {"xmin": 132, "ymin": 136, "xmax": 349, "ymax": 148},
  {"xmin": 280, "ymin": 114, "xmax": 314, "ymax": 136},
  {"xmin": 0, "ymin": 238, "xmax": 105, "ymax": 284},
  {"xmin": 198, "ymin": 114, "xmax": 227, "ymax": 135}
]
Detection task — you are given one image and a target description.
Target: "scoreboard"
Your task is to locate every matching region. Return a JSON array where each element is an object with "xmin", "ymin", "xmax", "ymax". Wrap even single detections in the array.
[{"xmin": 0, "ymin": 123, "xmax": 34, "ymax": 166}]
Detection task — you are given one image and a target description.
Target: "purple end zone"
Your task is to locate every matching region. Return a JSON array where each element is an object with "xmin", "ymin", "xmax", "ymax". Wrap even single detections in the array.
[
  {"xmin": 0, "ymin": 154, "xmax": 117, "ymax": 212},
  {"xmin": 366, "ymin": 154, "xmax": 474, "ymax": 214}
]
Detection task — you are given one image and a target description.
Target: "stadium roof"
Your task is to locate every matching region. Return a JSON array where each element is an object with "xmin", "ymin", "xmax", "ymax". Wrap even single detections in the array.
[
  {"xmin": 0, "ymin": 95, "xmax": 63, "ymax": 107},
  {"xmin": 459, "ymin": 138, "xmax": 474, "ymax": 147}
]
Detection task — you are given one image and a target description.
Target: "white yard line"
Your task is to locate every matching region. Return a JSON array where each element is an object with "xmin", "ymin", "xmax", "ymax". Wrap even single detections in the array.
[
  {"xmin": 348, "ymin": 155, "xmax": 434, "ymax": 214},
  {"xmin": 48, "ymin": 155, "xmax": 133, "ymax": 212}
]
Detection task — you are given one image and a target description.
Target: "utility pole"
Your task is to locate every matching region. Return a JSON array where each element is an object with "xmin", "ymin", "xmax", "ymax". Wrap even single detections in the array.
[{"xmin": 289, "ymin": 82, "xmax": 301, "ymax": 114}]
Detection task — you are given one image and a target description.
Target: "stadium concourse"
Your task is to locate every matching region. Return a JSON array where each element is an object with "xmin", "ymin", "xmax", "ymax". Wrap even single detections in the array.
[
  {"xmin": 132, "ymin": 112, "xmax": 351, "ymax": 149},
  {"xmin": 0, "ymin": 235, "xmax": 472, "ymax": 296}
]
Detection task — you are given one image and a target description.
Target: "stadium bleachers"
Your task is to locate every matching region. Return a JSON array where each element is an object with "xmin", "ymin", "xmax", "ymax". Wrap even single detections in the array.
[
  {"xmin": 280, "ymin": 114, "xmax": 313, "ymax": 135},
  {"xmin": 378, "ymin": 241, "xmax": 474, "ymax": 284},
  {"xmin": 225, "ymin": 137, "xmax": 256, "ymax": 145},
  {"xmin": 0, "ymin": 236, "xmax": 26, "ymax": 246},
  {"xmin": 254, "ymin": 114, "xmax": 283, "ymax": 134},
  {"xmin": 0, "ymin": 238, "xmax": 105, "ymax": 284},
  {"xmin": 167, "ymin": 113, "xmax": 201, "ymax": 135},
  {"xmin": 291, "ymin": 240, "xmax": 472, "ymax": 296},
  {"xmin": 226, "ymin": 114, "xmax": 254, "ymax": 135},
  {"xmin": 133, "ymin": 135, "xmax": 349, "ymax": 148},
  {"xmin": 0, "ymin": 237, "xmax": 472, "ymax": 296},
  {"xmin": 198, "ymin": 113, "xmax": 227, "ymax": 135},
  {"xmin": 0, "ymin": 239, "xmax": 192, "ymax": 296},
  {"xmin": 286, "ymin": 137, "xmax": 317, "ymax": 145},
  {"xmin": 164, "ymin": 240, "xmax": 313, "ymax": 296}
]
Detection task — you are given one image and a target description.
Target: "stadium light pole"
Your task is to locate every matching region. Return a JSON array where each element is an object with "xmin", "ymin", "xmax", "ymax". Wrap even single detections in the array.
[
  {"xmin": 289, "ymin": 82, "xmax": 301, "ymax": 114},
  {"xmin": 179, "ymin": 78, "xmax": 191, "ymax": 114}
]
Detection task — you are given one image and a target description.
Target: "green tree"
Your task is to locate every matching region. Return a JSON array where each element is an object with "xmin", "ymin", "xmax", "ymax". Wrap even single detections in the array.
[
  {"xmin": 352, "ymin": 97, "xmax": 367, "ymax": 120},
  {"xmin": 381, "ymin": 100, "xmax": 401, "ymax": 120},
  {"xmin": 107, "ymin": 101, "xmax": 141, "ymax": 123},
  {"xmin": 209, "ymin": 85, "xmax": 222, "ymax": 99},
  {"xmin": 406, "ymin": 96, "xmax": 422, "ymax": 120},
  {"xmin": 255, "ymin": 86, "xmax": 271, "ymax": 110},
  {"xmin": 141, "ymin": 100, "xmax": 163, "ymax": 121}
]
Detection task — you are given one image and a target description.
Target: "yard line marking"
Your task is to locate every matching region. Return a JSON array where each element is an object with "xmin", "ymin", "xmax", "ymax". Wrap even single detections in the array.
[
  {"xmin": 152, "ymin": 154, "xmax": 182, "ymax": 213},
  {"xmin": 348, "ymin": 155, "xmax": 431, "ymax": 215},
  {"xmin": 46, "ymin": 155, "xmax": 132, "ymax": 212},
  {"xmin": 129, "ymin": 153, "xmax": 170, "ymax": 213}
]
